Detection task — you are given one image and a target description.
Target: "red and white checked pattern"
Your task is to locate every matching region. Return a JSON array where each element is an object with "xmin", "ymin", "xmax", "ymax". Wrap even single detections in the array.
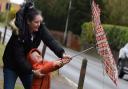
[{"xmin": 92, "ymin": 0, "xmax": 118, "ymax": 86}]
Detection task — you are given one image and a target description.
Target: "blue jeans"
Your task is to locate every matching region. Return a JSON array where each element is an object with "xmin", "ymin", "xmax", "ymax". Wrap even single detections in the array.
[{"xmin": 3, "ymin": 68, "xmax": 33, "ymax": 89}]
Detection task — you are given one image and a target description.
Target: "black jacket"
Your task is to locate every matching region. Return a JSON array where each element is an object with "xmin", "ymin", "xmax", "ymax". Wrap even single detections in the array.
[{"xmin": 3, "ymin": 24, "xmax": 64, "ymax": 75}]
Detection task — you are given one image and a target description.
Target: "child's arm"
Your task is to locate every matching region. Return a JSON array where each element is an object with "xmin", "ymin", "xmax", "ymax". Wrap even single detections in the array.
[
  {"xmin": 39, "ymin": 60, "xmax": 62, "ymax": 74},
  {"xmin": 39, "ymin": 57, "xmax": 72, "ymax": 74}
]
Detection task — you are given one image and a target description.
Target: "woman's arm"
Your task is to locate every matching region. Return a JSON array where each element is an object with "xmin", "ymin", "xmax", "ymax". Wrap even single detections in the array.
[{"xmin": 39, "ymin": 23, "xmax": 65, "ymax": 58}]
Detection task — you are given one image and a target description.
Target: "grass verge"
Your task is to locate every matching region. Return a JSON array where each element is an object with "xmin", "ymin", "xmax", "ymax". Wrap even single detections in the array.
[
  {"xmin": 0, "ymin": 80, "xmax": 23, "ymax": 89},
  {"xmin": 0, "ymin": 44, "xmax": 5, "ymax": 67}
]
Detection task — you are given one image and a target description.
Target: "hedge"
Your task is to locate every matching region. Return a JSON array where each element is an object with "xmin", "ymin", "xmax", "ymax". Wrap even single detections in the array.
[{"xmin": 80, "ymin": 22, "xmax": 128, "ymax": 51}]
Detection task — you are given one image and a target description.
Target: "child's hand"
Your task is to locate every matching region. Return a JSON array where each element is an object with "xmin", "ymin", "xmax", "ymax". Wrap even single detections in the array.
[
  {"xmin": 54, "ymin": 53, "xmax": 72, "ymax": 67},
  {"xmin": 62, "ymin": 57, "xmax": 72, "ymax": 65},
  {"xmin": 54, "ymin": 61, "xmax": 63, "ymax": 67},
  {"xmin": 55, "ymin": 58, "xmax": 72, "ymax": 67},
  {"xmin": 59, "ymin": 55, "xmax": 72, "ymax": 66},
  {"xmin": 32, "ymin": 69, "xmax": 45, "ymax": 78}
]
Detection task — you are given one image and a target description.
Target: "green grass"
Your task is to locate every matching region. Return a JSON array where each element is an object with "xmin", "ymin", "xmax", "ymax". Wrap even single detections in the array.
[
  {"xmin": 0, "ymin": 80, "xmax": 23, "ymax": 89},
  {"xmin": 0, "ymin": 23, "xmax": 5, "ymax": 27},
  {"xmin": 0, "ymin": 43, "xmax": 5, "ymax": 67}
]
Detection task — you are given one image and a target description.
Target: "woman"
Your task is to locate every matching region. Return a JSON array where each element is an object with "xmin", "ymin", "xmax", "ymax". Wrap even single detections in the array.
[{"xmin": 3, "ymin": 2, "xmax": 70, "ymax": 89}]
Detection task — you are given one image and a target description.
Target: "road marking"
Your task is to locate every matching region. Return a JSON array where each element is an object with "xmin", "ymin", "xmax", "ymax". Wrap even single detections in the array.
[{"xmin": 61, "ymin": 75, "xmax": 78, "ymax": 88}]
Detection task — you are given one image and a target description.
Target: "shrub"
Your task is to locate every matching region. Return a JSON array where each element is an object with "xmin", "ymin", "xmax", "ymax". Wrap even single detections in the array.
[
  {"xmin": 0, "ymin": 12, "xmax": 6, "ymax": 22},
  {"xmin": 81, "ymin": 22, "xmax": 128, "ymax": 51},
  {"xmin": 80, "ymin": 22, "xmax": 95, "ymax": 49},
  {"xmin": 0, "ymin": 6, "xmax": 17, "ymax": 23},
  {"xmin": 8, "ymin": 6, "xmax": 17, "ymax": 21}
]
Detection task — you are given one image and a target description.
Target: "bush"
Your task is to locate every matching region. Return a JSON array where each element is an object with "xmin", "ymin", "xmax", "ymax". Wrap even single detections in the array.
[
  {"xmin": 0, "ymin": 12, "xmax": 6, "ymax": 22},
  {"xmin": 0, "ymin": 6, "xmax": 17, "ymax": 23},
  {"xmin": 8, "ymin": 6, "xmax": 17, "ymax": 21},
  {"xmin": 80, "ymin": 22, "xmax": 95, "ymax": 49},
  {"xmin": 0, "ymin": 44, "xmax": 5, "ymax": 67},
  {"xmin": 81, "ymin": 22, "xmax": 128, "ymax": 51}
]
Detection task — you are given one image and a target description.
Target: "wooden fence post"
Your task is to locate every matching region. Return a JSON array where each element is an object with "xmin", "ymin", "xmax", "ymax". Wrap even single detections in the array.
[
  {"xmin": 0, "ymin": 31, "xmax": 2, "ymax": 43},
  {"xmin": 42, "ymin": 44, "xmax": 47, "ymax": 58},
  {"xmin": 78, "ymin": 58, "xmax": 87, "ymax": 89}
]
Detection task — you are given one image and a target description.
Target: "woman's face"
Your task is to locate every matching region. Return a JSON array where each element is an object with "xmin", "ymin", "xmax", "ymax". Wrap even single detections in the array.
[{"xmin": 28, "ymin": 15, "xmax": 43, "ymax": 32}]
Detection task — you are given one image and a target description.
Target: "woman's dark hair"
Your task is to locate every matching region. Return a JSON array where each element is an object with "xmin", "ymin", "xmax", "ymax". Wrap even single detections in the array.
[
  {"xmin": 15, "ymin": 2, "xmax": 42, "ymax": 39},
  {"xmin": 24, "ymin": 7, "xmax": 42, "ymax": 22},
  {"xmin": 22, "ymin": 2, "xmax": 41, "ymax": 22}
]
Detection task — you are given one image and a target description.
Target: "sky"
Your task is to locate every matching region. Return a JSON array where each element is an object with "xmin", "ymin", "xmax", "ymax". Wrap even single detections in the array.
[{"xmin": 10, "ymin": 0, "xmax": 25, "ymax": 5}]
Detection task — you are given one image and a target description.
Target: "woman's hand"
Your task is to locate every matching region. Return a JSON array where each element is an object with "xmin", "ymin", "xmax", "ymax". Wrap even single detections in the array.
[
  {"xmin": 55, "ymin": 55, "xmax": 72, "ymax": 67},
  {"xmin": 32, "ymin": 69, "xmax": 45, "ymax": 78},
  {"xmin": 62, "ymin": 53, "xmax": 71, "ymax": 59},
  {"xmin": 62, "ymin": 57, "xmax": 72, "ymax": 65},
  {"xmin": 61, "ymin": 53, "xmax": 72, "ymax": 66}
]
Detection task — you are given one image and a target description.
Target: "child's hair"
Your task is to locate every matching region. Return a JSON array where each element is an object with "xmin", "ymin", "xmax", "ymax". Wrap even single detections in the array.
[
  {"xmin": 27, "ymin": 48, "xmax": 42, "ymax": 64},
  {"xmin": 30, "ymin": 48, "xmax": 41, "ymax": 55}
]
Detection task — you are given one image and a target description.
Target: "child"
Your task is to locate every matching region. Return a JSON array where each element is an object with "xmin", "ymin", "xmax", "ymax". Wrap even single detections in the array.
[{"xmin": 27, "ymin": 48, "xmax": 71, "ymax": 89}]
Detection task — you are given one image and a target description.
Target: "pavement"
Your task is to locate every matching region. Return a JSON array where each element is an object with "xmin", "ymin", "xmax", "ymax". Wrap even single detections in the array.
[
  {"xmin": 51, "ymin": 74, "xmax": 76, "ymax": 89},
  {"xmin": 0, "ymin": 67, "xmax": 76, "ymax": 89}
]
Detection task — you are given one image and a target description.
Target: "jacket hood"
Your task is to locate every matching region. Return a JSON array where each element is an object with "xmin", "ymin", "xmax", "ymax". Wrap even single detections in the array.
[{"xmin": 27, "ymin": 48, "xmax": 41, "ymax": 65}]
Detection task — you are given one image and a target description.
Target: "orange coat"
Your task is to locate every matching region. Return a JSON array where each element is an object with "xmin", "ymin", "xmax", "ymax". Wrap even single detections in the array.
[{"xmin": 27, "ymin": 49, "xmax": 60, "ymax": 89}]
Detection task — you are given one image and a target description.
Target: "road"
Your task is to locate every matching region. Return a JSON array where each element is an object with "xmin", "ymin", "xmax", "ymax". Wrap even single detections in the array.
[
  {"xmin": 44, "ymin": 47, "xmax": 128, "ymax": 89},
  {"xmin": 0, "ymin": 27, "xmax": 128, "ymax": 89}
]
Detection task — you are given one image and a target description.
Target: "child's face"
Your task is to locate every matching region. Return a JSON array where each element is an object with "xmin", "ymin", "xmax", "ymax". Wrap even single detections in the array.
[{"xmin": 31, "ymin": 51, "xmax": 42, "ymax": 62}]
